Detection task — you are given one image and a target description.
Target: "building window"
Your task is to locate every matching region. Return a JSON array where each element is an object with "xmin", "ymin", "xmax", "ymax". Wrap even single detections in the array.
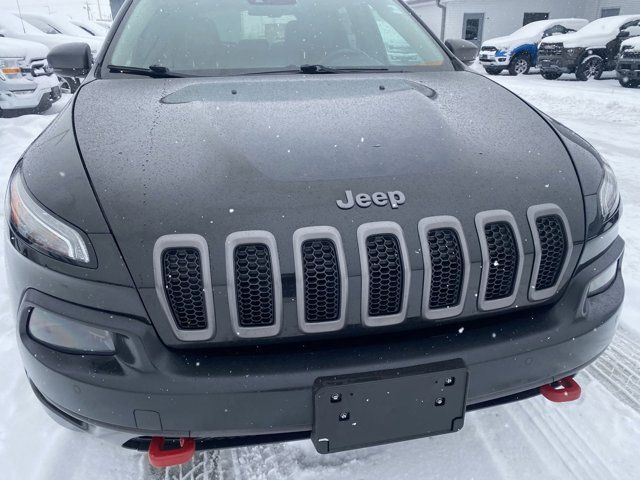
[
  {"xmin": 523, "ymin": 12, "xmax": 550, "ymax": 25},
  {"xmin": 601, "ymin": 8, "xmax": 621, "ymax": 18}
]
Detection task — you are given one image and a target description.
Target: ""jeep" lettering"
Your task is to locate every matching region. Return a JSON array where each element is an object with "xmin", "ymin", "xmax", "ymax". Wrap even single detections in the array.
[{"xmin": 336, "ymin": 190, "xmax": 406, "ymax": 210}]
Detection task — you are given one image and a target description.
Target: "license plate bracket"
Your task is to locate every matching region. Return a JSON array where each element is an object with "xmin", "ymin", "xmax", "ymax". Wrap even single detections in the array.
[{"xmin": 311, "ymin": 359, "xmax": 468, "ymax": 453}]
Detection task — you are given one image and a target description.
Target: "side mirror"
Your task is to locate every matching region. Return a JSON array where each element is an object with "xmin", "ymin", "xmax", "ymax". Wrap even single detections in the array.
[
  {"xmin": 445, "ymin": 38, "xmax": 479, "ymax": 66},
  {"xmin": 47, "ymin": 42, "xmax": 93, "ymax": 77}
]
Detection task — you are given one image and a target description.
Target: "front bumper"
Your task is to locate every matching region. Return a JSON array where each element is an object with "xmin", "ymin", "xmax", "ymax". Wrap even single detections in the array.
[
  {"xmin": 479, "ymin": 51, "xmax": 511, "ymax": 67},
  {"xmin": 0, "ymin": 74, "xmax": 60, "ymax": 111},
  {"xmin": 538, "ymin": 55, "xmax": 577, "ymax": 74},
  {"xmin": 9, "ymin": 229, "xmax": 625, "ymax": 446},
  {"xmin": 617, "ymin": 58, "xmax": 640, "ymax": 79}
]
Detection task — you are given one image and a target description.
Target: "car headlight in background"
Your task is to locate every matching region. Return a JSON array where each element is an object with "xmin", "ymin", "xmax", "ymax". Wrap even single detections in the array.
[
  {"xmin": 0, "ymin": 58, "xmax": 23, "ymax": 80},
  {"xmin": 7, "ymin": 165, "xmax": 92, "ymax": 265},
  {"xmin": 497, "ymin": 46, "xmax": 511, "ymax": 55}
]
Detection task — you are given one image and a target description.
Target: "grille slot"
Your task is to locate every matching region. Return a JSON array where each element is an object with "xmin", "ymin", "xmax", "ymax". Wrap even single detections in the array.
[
  {"xmin": 534, "ymin": 215, "xmax": 567, "ymax": 290},
  {"xmin": 484, "ymin": 222, "xmax": 519, "ymax": 300},
  {"xmin": 528, "ymin": 205, "xmax": 573, "ymax": 301},
  {"xmin": 226, "ymin": 231, "xmax": 282, "ymax": 338},
  {"xmin": 301, "ymin": 239, "xmax": 341, "ymax": 323},
  {"xmin": 418, "ymin": 217, "xmax": 470, "ymax": 320},
  {"xmin": 366, "ymin": 235, "xmax": 403, "ymax": 317},
  {"xmin": 233, "ymin": 244, "xmax": 275, "ymax": 327},
  {"xmin": 476, "ymin": 211, "xmax": 523, "ymax": 311},
  {"xmin": 162, "ymin": 248, "xmax": 208, "ymax": 330},
  {"xmin": 427, "ymin": 229, "xmax": 464, "ymax": 309},
  {"xmin": 293, "ymin": 226, "xmax": 347, "ymax": 333},
  {"xmin": 153, "ymin": 234, "xmax": 214, "ymax": 341},
  {"xmin": 358, "ymin": 222, "xmax": 410, "ymax": 327}
]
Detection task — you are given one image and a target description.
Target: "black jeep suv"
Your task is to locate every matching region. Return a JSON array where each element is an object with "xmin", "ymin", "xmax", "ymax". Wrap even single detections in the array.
[
  {"xmin": 7, "ymin": 0, "xmax": 624, "ymax": 465},
  {"xmin": 538, "ymin": 15, "xmax": 640, "ymax": 80}
]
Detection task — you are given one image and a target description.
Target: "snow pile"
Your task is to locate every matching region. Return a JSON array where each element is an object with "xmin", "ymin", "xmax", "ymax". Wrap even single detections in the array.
[
  {"xmin": 540, "ymin": 14, "xmax": 640, "ymax": 48},
  {"xmin": 483, "ymin": 18, "xmax": 587, "ymax": 50},
  {"xmin": 621, "ymin": 36, "xmax": 640, "ymax": 52}
]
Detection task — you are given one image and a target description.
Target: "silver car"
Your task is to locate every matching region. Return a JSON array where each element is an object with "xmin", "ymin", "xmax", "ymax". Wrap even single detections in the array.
[{"xmin": 0, "ymin": 37, "xmax": 61, "ymax": 116}]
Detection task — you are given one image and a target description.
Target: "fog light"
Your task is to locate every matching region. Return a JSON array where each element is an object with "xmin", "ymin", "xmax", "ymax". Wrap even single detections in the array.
[
  {"xmin": 28, "ymin": 308, "xmax": 115, "ymax": 354},
  {"xmin": 588, "ymin": 261, "xmax": 618, "ymax": 297}
]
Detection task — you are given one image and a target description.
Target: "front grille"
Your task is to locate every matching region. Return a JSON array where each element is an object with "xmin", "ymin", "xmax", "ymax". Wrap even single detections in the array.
[
  {"xmin": 427, "ymin": 229, "xmax": 464, "ymax": 309},
  {"xmin": 301, "ymin": 239, "xmax": 341, "ymax": 323},
  {"xmin": 233, "ymin": 244, "xmax": 275, "ymax": 327},
  {"xmin": 535, "ymin": 215, "xmax": 568, "ymax": 291},
  {"xmin": 622, "ymin": 51, "xmax": 640, "ymax": 59},
  {"xmin": 484, "ymin": 222, "xmax": 519, "ymax": 301},
  {"xmin": 162, "ymin": 248, "xmax": 208, "ymax": 330},
  {"xmin": 481, "ymin": 46, "xmax": 497, "ymax": 52},
  {"xmin": 366, "ymin": 234, "xmax": 404, "ymax": 317},
  {"xmin": 540, "ymin": 44, "xmax": 563, "ymax": 56}
]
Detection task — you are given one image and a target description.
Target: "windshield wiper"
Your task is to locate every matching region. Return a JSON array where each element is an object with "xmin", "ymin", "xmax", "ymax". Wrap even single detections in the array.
[
  {"xmin": 234, "ymin": 65, "xmax": 393, "ymax": 76},
  {"xmin": 108, "ymin": 64, "xmax": 188, "ymax": 78},
  {"xmin": 300, "ymin": 64, "xmax": 390, "ymax": 74}
]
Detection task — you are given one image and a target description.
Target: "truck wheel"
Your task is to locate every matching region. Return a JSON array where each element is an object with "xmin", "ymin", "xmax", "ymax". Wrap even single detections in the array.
[
  {"xmin": 508, "ymin": 54, "xmax": 531, "ymax": 76},
  {"xmin": 484, "ymin": 66, "xmax": 503, "ymax": 75},
  {"xmin": 59, "ymin": 76, "xmax": 80, "ymax": 94},
  {"xmin": 541, "ymin": 71, "xmax": 562, "ymax": 80},
  {"xmin": 576, "ymin": 56, "xmax": 604, "ymax": 81},
  {"xmin": 619, "ymin": 77, "xmax": 640, "ymax": 88}
]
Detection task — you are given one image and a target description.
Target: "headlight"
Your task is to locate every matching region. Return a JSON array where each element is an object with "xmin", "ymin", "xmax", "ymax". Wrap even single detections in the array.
[
  {"xmin": 497, "ymin": 46, "xmax": 511, "ymax": 54},
  {"xmin": 598, "ymin": 162, "xmax": 620, "ymax": 225},
  {"xmin": 7, "ymin": 165, "xmax": 91, "ymax": 265},
  {"xmin": 0, "ymin": 57, "xmax": 23, "ymax": 80}
]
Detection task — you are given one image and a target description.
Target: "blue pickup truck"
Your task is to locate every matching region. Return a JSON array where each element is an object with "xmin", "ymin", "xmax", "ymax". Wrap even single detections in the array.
[{"xmin": 480, "ymin": 18, "xmax": 588, "ymax": 75}]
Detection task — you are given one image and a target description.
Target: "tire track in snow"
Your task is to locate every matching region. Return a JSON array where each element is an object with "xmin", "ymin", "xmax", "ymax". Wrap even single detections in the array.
[{"xmin": 587, "ymin": 326, "xmax": 640, "ymax": 413}]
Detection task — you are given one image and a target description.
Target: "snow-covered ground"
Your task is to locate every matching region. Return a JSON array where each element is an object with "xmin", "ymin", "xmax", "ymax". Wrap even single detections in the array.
[{"xmin": 1, "ymin": 75, "xmax": 639, "ymax": 480}]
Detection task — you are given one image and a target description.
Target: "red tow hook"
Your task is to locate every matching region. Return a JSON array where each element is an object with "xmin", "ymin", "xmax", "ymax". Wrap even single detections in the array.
[
  {"xmin": 540, "ymin": 376, "xmax": 582, "ymax": 403},
  {"xmin": 148, "ymin": 437, "xmax": 196, "ymax": 468}
]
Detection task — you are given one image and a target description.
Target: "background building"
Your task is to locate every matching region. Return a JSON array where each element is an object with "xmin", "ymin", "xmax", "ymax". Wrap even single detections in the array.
[{"xmin": 408, "ymin": 0, "xmax": 640, "ymax": 44}]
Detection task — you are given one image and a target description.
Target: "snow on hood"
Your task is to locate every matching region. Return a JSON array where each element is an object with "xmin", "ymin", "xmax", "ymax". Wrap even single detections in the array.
[
  {"xmin": 482, "ymin": 19, "xmax": 588, "ymax": 49},
  {"xmin": 541, "ymin": 15, "xmax": 640, "ymax": 48},
  {"xmin": 0, "ymin": 36, "xmax": 48, "ymax": 61},
  {"xmin": 621, "ymin": 36, "xmax": 640, "ymax": 52}
]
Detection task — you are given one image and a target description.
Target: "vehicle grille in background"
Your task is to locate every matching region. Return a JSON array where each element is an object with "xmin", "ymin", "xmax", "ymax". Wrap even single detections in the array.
[
  {"xmin": 366, "ymin": 234, "xmax": 404, "ymax": 317},
  {"xmin": 301, "ymin": 239, "xmax": 341, "ymax": 323},
  {"xmin": 540, "ymin": 44, "xmax": 563, "ymax": 56},
  {"xmin": 481, "ymin": 46, "xmax": 497, "ymax": 52},
  {"xmin": 622, "ymin": 51, "xmax": 640, "ymax": 59},
  {"xmin": 427, "ymin": 229, "xmax": 464, "ymax": 309},
  {"xmin": 534, "ymin": 215, "xmax": 568, "ymax": 291},
  {"xmin": 484, "ymin": 222, "xmax": 519, "ymax": 301},
  {"xmin": 233, "ymin": 244, "xmax": 275, "ymax": 327},
  {"xmin": 162, "ymin": 248, "xmax": 208, "ymax": 330}
]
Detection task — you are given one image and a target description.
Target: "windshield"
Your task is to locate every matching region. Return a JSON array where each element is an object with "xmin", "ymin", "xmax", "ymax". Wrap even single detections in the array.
[
  {"xmin": 106, "ymin": 0, "xmax": 451, "ymax": 76},
  {"xmin": 0, "ymin": 13, "xmax": 45, "ymax": 36}
]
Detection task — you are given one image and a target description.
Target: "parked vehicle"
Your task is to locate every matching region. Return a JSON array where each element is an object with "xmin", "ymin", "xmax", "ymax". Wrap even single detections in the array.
[
  {"xmin": 538, "ymin": 15, "xmax": 640, "ymax": 80},
  {"xmin": 11, "ymin": 0, "xmax": 623, "ymax": 466},
  {"xmin": 18, "ymin": 13, "xmax": 96, "ymax": 38},
  {"xmin": 480, "ymin": 18, "xmax": 588, "ymax": 76},
  {"xmin": 0, "ymin": 36, "xmax": 61, "ymax": 116},
  {"xmin": 70, "ymin": 18, "xmax": 109, "ymax": 37},
  {"xmin": 0, "ymin": 12, "xmax": 101, "ymax": 92},
  {"xmin": 617, "ymin": 36, "xmax": 640, "ymax": 87}
]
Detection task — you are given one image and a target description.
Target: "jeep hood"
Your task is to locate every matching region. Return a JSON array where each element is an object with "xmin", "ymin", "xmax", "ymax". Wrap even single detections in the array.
[{"xmin": 73, "ymin": 71, "xmax": 584, "ymax": 287}]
